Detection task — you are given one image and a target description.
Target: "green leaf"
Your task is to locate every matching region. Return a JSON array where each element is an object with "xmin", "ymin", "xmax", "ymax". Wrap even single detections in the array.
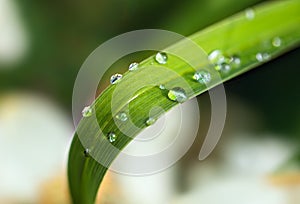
[{"xmin": 68, "ymin": 1, "xmax": 300, "ymax": 203}]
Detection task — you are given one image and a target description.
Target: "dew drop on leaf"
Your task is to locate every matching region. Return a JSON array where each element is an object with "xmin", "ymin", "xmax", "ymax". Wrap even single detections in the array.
[
  {"xmin": 168, "ymin": 87, "xmax": 187, "ymax": 103},
  {"xmin": 215, "ymin": 62, "xmax": 231, "ymax": 73},
  {"xmin": 110, "ymin": 73, "xmax": 123, "ymax": 84},
  {"xmin": 263, "ymin": 53, "xmax": 270, "ymax": 60},
  {"xmin": 272, "ymin": 37, "xmax": 282, "ymax": 47},
  {"xmin": 256, "ymin": 53, "xmax": 263, "ymax": 62},
  {"xmin": 159, "ymin": 84, "xmax": 166, "ymax": 90},
  {"xmin": 155, "ymin": 52, "xmax": 168, "ymax": 64},
  {"xmin": 82, "ymin": 106, "xmax": 92, "ymax": 117},
  {"xmin": 128, "ymin": 62, "xmax": 139, "ymax": 71},
  {"xmin": 116, "ymin": 112, "xmax": 128, "ymax": 122},
  {"xmin": 208, "ymin": 50, "xmax": 233, "ymax": 72},
  {"xmin": 107, "ymin": 132, "xmax": 117, "ymax": 143},
  {"xmin": 208, "ymin": 50, "xmax": 225, "ymax": 64},
  {"xmin": 245, "ymin": 8, "xmax": 255, "ymax": 20},
  {"xmin": 146, "ymin": 117, "xmax": 156, "ymax": 126},
  {"xmin": 256, "ymin": 53, "xmax": 270, "ymax": 62},
  {"xmin": 232, "ymin": 55, "xmax": 241, "ymax": 67},
  {"xmin": 193, "ymin": 70, "xmax": 211, "ymax": 84},
  {"xmin": 84, "ymin": 148, "xmax": 90, "ymax": 157},
  {"xmin": 209, "ymin": 50, "xmax": 232, "ymax": 63}
]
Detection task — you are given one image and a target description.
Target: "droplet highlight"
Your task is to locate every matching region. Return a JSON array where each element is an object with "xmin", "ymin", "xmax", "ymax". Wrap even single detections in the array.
[
  {"xmin": 82, "ymin": 106, "xmax": 92, "ymax": 117},
  {"xmin": 116, "ymin": 112, "xmax": 128, "ymax": 122},
  {"xmin": 146, "ymin": 117, "xmax": 156, "ymax": 126},
  {"xmin": 84, "ymin": 148, "xmax": 90, "ymax": 157},
  {"xmin": 107, "ymin": 132, "xmax": 117, "ymax": 143},
  {"xmin": 272, "ymin": 37, "xmax": 282, "ymax": 47},
  {"xmin": 168, "ymin": 87, "xmax": 187, "ymax": 103},
  {"xmin": 209, "ymin": 50, "xmax": 240, "ymax": 72},
  {"xmin": 232, "ymin": 55, "xmax": 241, "ymax": 66},
  {"xmin": 208, "ymin": 50, "xmax": 225, "ymax": 64},
  {"xmin": 215, "ymin": 62, "xmax": 231, "ymax": 73},
  {"xmin": 110, "ymin": 73, "xmax": 123, "ymax": 84},
  {"xmin": 245, "ymin": 9, "xmax": 255, "ymax": 20},
  {"xmin": 256, "ymin": 53, "xmax": 263, "ymax": 62},
  {"xmin": 256, "ymin": 53, "xmax": 270, "ymax": 62},
  {"xmin": 193, "ymin": 70, "xmax": 211, "ymax": 84},
  {"xmin": 155, "ymin": 52, "xmax": 168, "ymax": 64},
  {"xmin": 263, "ymin": 53, "xmax": 270, "ymax": 60},
  {"xmin": 128, "ymin": 62, "xmax": 139, "ymax": 71},
  {"xmin": 159, "ymin": 84, "xmax": 166, "ymax": 90}
]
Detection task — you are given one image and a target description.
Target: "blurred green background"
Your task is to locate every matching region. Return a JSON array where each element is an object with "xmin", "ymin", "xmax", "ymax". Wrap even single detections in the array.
[
  {"xmin": 0, "ymin": 0, "xmax": 300, "ymax": 203},
  {"xmin": 0, "ymin": 0, "xmax": 265, "ymax": 109}
]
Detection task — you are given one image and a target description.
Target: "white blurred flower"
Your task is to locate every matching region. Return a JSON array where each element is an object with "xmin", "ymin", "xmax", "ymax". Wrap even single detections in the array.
[{"xmin": 0, "ymin": 92, "xmax": 72, "ymax": 202}]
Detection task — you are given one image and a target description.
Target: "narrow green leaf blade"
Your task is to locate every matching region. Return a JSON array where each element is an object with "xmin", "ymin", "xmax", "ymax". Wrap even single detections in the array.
[{"xmin": 68, "ymin": 1, "xmax": 300, "ymax": 203}]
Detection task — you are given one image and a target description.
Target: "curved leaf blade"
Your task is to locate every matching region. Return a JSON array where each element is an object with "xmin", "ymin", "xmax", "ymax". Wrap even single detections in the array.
[{"xmin": 68, "ymin": 1, "xmax": 300, "ymax": 203}]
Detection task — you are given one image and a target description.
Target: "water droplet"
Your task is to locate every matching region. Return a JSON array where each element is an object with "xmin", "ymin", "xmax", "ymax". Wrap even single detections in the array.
[
  {"xmin": 256, "ymin": 53, "xmax": 263, "ymax": 62},
  {"xmin": 263, "ymin": 53, "xmax": 270, "ymax": 60},
  {"xmin": 208, "ymin": 50, "xmax": 232, "ymax": 64},
  {"xmin": 155, "ymin": 52, "xmax": 168, "ymax": 64},
  {"xmin": 116, "ymin": 112, "xmax": 128, "ymax": 122},
  {"xmin": 193, "ymin": 70, "xmax": 211, "ymax": 84},
  {"xmin": 107, "ymin": 132, "xmax": 117, "ymax": 143},
  {"xmin": 82, "ymin": 106, "xmax": 92, "ymax": 117},
  {"xmin": 232, "ymin": 55, "xmax": 241, "ymax": 66},
  {"xmin": 159, "ymin": 84, "xmax": 166, "ymax": 90},
  {"xmin": 245, "ymin": 9, "xmax": 255, "ymax": 20},
  {"xmin": 168, "ymin": 87, "xmax": 187, "ymax": 103},
  {"xmin": 272, "ymin": 37, "xmax": 282, "ymax": 47},
  {"xmin": 215, "ymin": 62, "xmax": 231, "ymax": 73},
  {"xmin": 110, "ymin": 73, "xmax": 123, "ymax": 84},
  {"xmin": 128, "ymin": 62, "xmax": 139, "ymax": 71},
  {"xmin": 208, "ymin": 50, "xmax": 225, "ymax": 64},
  {"xmin": 256, "ymin": 53, "xmax": 270, "ymax": 62},
  {"xmin": 146, "ymin": 117, "xmax": 156, "ymax": 126},
  {"xmin": 208, "ymin": 50, "xmax": 233, "ymax": 72},
  {"xmin": 84, "ymin": 148, "xmax": 90, "ymax": 157}
]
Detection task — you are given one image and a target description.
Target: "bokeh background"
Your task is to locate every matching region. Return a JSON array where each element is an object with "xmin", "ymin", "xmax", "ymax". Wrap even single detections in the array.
[{"xmin": 0, "ymin": 0, "xmax": 300, "ymax": 203}]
